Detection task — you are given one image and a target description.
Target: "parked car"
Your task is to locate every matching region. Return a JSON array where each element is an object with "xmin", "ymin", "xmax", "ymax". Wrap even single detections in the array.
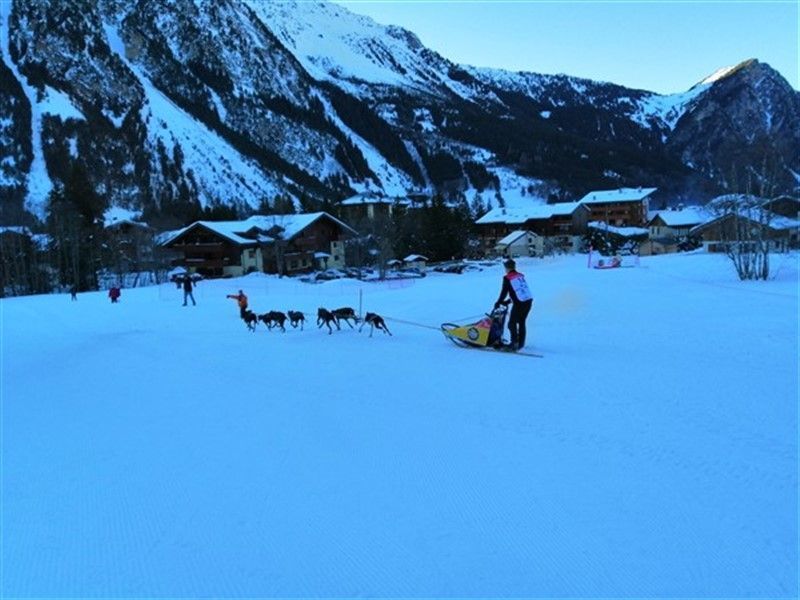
[
  {"xmin": 433, "ymin": 263, "xmax": 465, "ymax": 274},
  {"xmin": 315, "ymin": 268, "xmax": 346, "ymax": 281},
  {"xmin": 168, "ymin": 268, "xmax": 203, "ymax": 283}
]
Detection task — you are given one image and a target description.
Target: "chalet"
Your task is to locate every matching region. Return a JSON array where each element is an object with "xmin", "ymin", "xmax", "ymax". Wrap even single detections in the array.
[
  {"xmin": 159, "ymin": 212, "xmax": 358, "ymax": 277},
  {"xmin": 494, "ymin": 230, "xmax": 543, "ymax": 258},
  {"xmin": 639, "ymin": 237, "xmax": 680, "ymax": 256},
  {"xmin": 338, "ymin": 192, "xmax": 416, "ymax": 224},
  {"xmin": 403, "ymin": 254, "xmax": 429, "ymax": 270},
  {"xmin": 641, "ymin": 206, "xmax": 713, "ymax": 255},
  {"xmin": 689, "ymin": 213, "xmax": 798, "ymax": 252},
  {"xmin": 475, "ymin": 202, "xmax": 589, "ymax": 254},
  {"xmin": 104, "ymin": 214, "xmax": 157, "ymax": 273},
  {"xmin": 577, "ymin": 187, "xmax": 656, "ymax": 226},
  {"xmin": 648, "ymin": 207, "xmax": 713, "ymax": 238},
  {"xmin": 762, "ymin": 196, "xmax": 800, "ymax": 220},
  {"xmin": 691, "ymin": 195, "xmax": 800, "ymax": 252}
]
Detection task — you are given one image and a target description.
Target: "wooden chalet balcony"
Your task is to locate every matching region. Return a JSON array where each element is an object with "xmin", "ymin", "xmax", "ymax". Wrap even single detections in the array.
[
  {"xmin": 184, "ymin": 258, "xmax": 234, "ymax": 269},
  {"xmin": 173, "ymin": 241, "xmax": 227, "ymax": 249}
]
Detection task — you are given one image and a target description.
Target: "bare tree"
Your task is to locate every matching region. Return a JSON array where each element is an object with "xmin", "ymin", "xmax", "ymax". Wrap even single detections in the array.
[{"xmin": 712, "ymin": 159, "xmax": 778, "ymax": 281}]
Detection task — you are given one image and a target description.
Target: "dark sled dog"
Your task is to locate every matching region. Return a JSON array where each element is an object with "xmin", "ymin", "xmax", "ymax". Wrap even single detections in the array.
[
  {"xmin": 242, "ymin": 309, "xmax": 258, "ymax": 332},
  {"xmin": 287, "ymin": 310, "xmax": 305, "ymax": 330},
  {"xmin": 259, "ymin": 311, "xmax": 287, "ymax": 332},
  {"xmin": 317, "ymin": 308, "xmax": 340, "ymax": 334},
  {"xmin": 359, "ymin": 312, "xmax": 392, "ymax": 337},
  {"xmin": 332, "ymin": 306, "xmax": 358, "ymax": 328}
]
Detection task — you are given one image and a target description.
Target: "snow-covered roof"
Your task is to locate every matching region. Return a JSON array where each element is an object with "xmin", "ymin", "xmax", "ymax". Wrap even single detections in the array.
[
  {"xmin": 160, "ymin": 212, "xmax": 358, "ymax": 247},
  {"xmin": 549, "ymin": 202, "xmax": 586, "ymax": 216},
  {"xmin": 767, "ymin": 216, "xmax": 800, "ymax": 231},
  {"xmin": 192, "ymin": 220, "xmax": 263, "ymax": 245},
  {"xmin": 314, "ymin": 252, "xmax": 331, "ymax": 258},
  {"xmin": 578, "ymin": 187, "xmax": 657, "ymax": 204},
  {"xmin": 588, "ymin": 221, "xmax": 649, "ymax": 237},
  {"xmin": 404, "ymin": 254, "xmax": 429, "ymax": 262},
  {"xmin": 340, "ymin": 193, "xmax": 397, "ymax": 206},
  {"xmin": 475, "ymin": 202, "xmax": 585, "ymax": 225},
  {"xmin": 496, "ymin": 230, "xmax": 535, "ymax": 246},
  {"xmin": 155, "ymin": 229, "xmax": 183, "ymax": 246},
  {"xmin": 649, "ymin": 207, "xmax": 713, "ymax": 227}
]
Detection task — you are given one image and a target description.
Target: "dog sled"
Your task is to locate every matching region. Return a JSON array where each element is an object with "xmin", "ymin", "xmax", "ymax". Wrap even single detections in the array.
[
  {"xmin": 441, "ymin": 304, "xmax": 542, "ymax": 357},
  {"xmin": 441, "ymin": 303, "xmax": 508, "ymax": 349}
]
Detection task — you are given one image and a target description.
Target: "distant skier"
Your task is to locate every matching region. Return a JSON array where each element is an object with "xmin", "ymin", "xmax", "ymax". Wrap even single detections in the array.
[
  {"xmin": 227, "ymin": 289, "xmax": 248, "ymax": 318},
  {"xmin": 70, "ymin": 285, "xmax": 78, "ymax": 301},
  {"xmin": 494, "ymin": 258, "xmax": 533, "ymax": 351},
  {"xmin": 108, "ymin": 286, "xmax": 121, "ymax": 304},
  {"xmin": 181, "ymin": 274, "xmax": 197, "ymax": 306}
]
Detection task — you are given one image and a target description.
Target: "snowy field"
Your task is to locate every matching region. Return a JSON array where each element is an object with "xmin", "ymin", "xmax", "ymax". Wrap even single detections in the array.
[{"xmin": 2, "ymin": 253, "xmax": 798, "ymax": 597}]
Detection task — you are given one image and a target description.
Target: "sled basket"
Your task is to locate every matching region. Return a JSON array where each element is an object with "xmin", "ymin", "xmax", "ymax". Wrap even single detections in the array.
[{"xmin": 441, "ymin": 304, "xmax": 508, "ymax": 348}]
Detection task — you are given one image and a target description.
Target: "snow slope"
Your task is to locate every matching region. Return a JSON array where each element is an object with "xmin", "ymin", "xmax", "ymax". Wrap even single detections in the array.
[
  {"xmin": 102, "ymin": 23, "xmax": 280, "ymax": 209},
  {"xmin": 0, "ymin": 3, "xmax": 66, "ymax": 217},
  {"xmin": 2, "ymin": 253, "xmax": 797, "ymax": 596},
  {"xmin": 248, "ymin": 0, "xmax": 479, "ymax": 100}
]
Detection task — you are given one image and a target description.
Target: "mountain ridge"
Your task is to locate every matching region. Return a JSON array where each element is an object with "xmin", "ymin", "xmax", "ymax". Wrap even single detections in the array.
[{"xmin": 0, "ymin": 0, "xmax": 796, "ymax": 226}]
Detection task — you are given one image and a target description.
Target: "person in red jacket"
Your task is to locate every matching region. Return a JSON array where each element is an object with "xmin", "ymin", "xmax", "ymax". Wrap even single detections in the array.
[
  {"xmin": 108, "ymin": 286, "xmax": 121, "ymax": 304},
  {"xmin": 226, "ymin": 289, "xmax": 248, "ymax": 318},
  {"xmin": 494, "ymin": 258, "xmax": 533, "ymax": 351}
]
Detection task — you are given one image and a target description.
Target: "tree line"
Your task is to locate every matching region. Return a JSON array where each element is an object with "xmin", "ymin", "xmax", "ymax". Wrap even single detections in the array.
[{"xmin": 1, "ymin": 164, "xmax": 495, "ymax": 296}]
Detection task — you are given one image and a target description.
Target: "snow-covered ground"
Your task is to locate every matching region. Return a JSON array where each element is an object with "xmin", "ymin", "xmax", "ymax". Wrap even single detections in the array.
[{"xmin": 2, "ymin": 253, "xmax": 797, "ymax": 596}]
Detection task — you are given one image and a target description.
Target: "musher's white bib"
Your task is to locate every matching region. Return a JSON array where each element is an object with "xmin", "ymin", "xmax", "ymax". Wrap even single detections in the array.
[{"xmin": 508, "ymin": 273, "xmax": 532, "ymax": 302}]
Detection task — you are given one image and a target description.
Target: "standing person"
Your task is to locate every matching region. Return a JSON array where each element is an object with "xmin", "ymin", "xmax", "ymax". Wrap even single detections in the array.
[
  {"xmin": 70, "ymin": 285, "xmax": 78, "ymax": 301},
  {"xmin": 226, "ymin": 289, "xmax": 248, "ymax": 318},
  {"xmin": 108, "ymin": 286, "xmax": 121, "ymax": 304},
  {"xmin": 494, "ymin": 258, "xmax": 533, "ymax": 351},
  {"xmin": 182, "ymin": 274, "xmax": 196, "ymax": 306}
]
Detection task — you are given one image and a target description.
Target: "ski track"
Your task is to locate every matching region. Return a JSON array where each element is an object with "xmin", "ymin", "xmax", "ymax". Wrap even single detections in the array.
[{"xmin": 1, "ymin": 253, "xmax": 798, "ymax": 596}]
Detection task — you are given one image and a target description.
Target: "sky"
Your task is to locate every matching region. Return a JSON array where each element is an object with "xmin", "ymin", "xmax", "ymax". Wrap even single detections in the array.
[{"xmin": 332, "ymin": 0, "xmax": 799, "ymax": 94}]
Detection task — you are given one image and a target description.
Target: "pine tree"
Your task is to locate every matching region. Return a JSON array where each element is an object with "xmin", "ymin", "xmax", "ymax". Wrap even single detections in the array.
[{"xmin": 470, "ymin": 192, "xmax": 486, "ymax": 220}]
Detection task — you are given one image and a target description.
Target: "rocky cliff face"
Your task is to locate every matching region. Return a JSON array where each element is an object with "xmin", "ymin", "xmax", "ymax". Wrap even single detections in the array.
[
  {"xmin": 668, "ymin": 60, "xmax": 800, "ymax": 193},
  {"xmin": 0, "ymin": 0, "xmax": 797, "ymax": 226}
]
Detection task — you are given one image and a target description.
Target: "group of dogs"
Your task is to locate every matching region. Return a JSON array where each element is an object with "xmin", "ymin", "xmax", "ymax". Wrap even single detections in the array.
[{"xmin": 240, "ymin": 306, "xmax": 392, "ymax": 337}]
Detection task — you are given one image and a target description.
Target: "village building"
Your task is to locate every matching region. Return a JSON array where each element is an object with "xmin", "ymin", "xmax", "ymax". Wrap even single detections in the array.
[
  {"xmin": 647, "ymin": 206, "xmax": 713, "ymax": 238},
  {"xmin": 577, "ymin": 187, "xmax": 657, "ymax": 227},
  {"xmin": 475, "ymin": 202, "xmax": 589, "ymax": 255},
  {"xmin": 403, "ymin": 254, "xmax": 429, "ymax": 270},
  {"xmin": 689, "ymin": 213, "xmax": 798, "ymax": 252},
  {"xmin": 159, "ymin": 212, "xmax": 358, "ymax": 278},
  {"xmin": 104, "ymin": 215, "xmax": 158, "ymax": 274},
  {"xmin": 339, "ymin": 192, "xmax": 405, "ymax": 224},
  {"xmin": 494, "ymin": 230, "xmax": 544, "ymax": 258},
  {"xmin": 640, "ymin": 206, "xmax": 714, "ymax": 255},
  {"xmin": 762, "ymin": 196, "xmax": 800, "ymax": 220},
  {"xmin": 688, "ymin": 195, "xmax": 800, "ymax": 252}
]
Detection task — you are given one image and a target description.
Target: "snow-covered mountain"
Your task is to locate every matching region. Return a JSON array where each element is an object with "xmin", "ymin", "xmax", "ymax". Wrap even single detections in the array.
[{"xmin": 0, "ymin": 0, "xmax": 797, "ymax": 225}]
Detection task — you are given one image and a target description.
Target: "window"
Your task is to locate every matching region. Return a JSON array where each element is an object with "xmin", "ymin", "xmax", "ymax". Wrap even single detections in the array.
[{"xmin": 334, "ymin": 255, "xmax": 339, "ymax": 261}]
